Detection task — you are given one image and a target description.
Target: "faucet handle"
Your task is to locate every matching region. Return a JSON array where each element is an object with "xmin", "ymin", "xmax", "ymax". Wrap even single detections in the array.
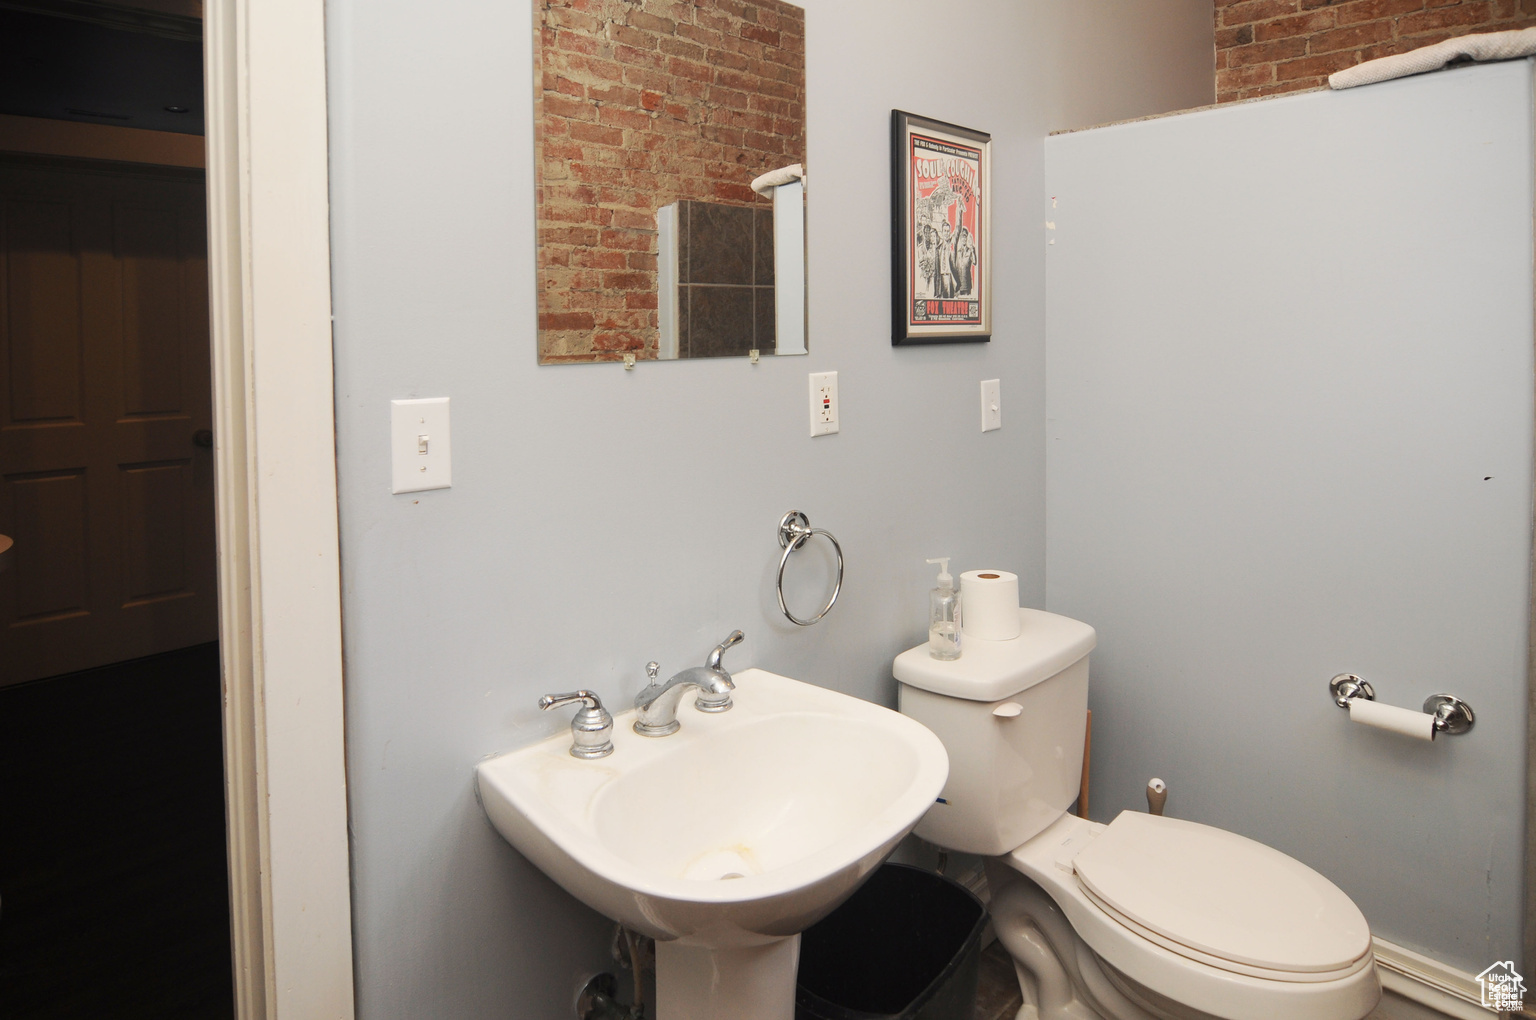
[
  {"xmin": 538, "ymin": 690, "xmax": 614, "ymax": 759},
  {"xmin": 645, "ymin": 661, "xmax": 660, "ymax": 683},
  {"xmin": 705, "ymin": 630, "xmax": 745, "ymax": 671},
  {"xmin": 538, "ymin": 690, "xmax": 601, "ymax": 712},
  {"xmin": 697, "ymin": 630, "xmax": 744, "ymax": 714}
]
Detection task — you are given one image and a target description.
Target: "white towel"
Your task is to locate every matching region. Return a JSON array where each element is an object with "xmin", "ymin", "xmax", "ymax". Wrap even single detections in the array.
[
  {"xmin": 1329, "ymin": 27, "xmax": 1536, "ymax": 90},
  {"xmin": 750, "ymin": 163, "xmax": 805, "ymax": 196}
]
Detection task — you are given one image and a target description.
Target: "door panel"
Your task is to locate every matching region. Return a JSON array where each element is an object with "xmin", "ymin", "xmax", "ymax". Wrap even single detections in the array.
[
  {"xmin": 115, "ymin": 202, "xmax": 184, "ymax": 416},
  {"xmin": 0, "ymin": 160, "xmax": 213, "ymax": 685},
  {"xmin": 5, "ymin": 469, "xmax": 88, "ymax": 622},
  {"xmin": 120, "ymin": 459, "xmax": 189, "ymax": 602},
  {"xmin": 4, "ymin": 199, "xmax": 81, "ymax": 423}
]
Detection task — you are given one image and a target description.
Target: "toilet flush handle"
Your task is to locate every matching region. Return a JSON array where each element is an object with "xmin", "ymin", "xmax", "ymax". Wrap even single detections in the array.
[{"xmin": 992, "ymin": 702, "xmax": 1022, "ymax": 718}]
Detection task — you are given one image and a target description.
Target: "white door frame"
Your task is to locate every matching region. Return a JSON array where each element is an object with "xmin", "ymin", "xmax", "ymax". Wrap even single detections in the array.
[{"xmin": 204, "ymin": 0, "xmax": 355, "ymax": 1016}]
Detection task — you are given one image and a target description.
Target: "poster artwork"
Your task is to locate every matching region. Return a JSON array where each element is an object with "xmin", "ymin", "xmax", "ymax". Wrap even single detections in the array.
[{"xmin": 909, "ymin": 133, "xmax": 983, "ymax": 326}]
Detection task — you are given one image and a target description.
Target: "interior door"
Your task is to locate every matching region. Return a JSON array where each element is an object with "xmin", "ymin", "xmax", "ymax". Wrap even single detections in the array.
[{"xmin": 0, "ymin": 157, "xmax": 214, "ymax": 686}]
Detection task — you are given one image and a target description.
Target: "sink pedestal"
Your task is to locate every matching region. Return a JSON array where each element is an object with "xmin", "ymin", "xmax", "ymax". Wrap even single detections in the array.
[{"xmin": 655, "ymin": 935, "xmax": 800, "ymax": 1020}]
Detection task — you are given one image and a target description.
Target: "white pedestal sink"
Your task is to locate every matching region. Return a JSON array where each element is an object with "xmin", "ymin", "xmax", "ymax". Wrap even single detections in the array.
[{"xmin": 476, "ymin": 668, "xmax": 949, "ymax": 1020}]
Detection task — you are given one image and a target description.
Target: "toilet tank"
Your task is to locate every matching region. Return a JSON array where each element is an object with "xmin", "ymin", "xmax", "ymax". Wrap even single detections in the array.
[{"xmin": 895, "ymin": 608, "xmax": 1096, "ymax": 856}]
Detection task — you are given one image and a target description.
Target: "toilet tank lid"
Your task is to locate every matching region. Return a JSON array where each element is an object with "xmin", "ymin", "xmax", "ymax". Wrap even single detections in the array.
[{"xmin": 894, "ymin": 608, "xmax": 1096, "ymax": 701}]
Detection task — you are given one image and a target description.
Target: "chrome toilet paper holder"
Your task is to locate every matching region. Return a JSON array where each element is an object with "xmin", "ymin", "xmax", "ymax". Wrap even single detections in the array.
[{"xmin": 1328, "ymin": 674, "xmax": 1475, "ymax": 736}]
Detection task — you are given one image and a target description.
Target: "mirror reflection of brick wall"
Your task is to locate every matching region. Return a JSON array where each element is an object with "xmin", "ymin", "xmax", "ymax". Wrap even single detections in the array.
[
  {"xmin": 675, "ymin": 200, "xmax": 774, "ymax": 358},
  {"xmin": 535, "ymin": 0, "xmax": 806, "ymax": 364}
]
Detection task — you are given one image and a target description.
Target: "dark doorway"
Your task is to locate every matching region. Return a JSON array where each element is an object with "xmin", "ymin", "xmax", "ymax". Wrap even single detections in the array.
[{"xmin": 0, "ymin": 3, "xmax": 229, "ymax": 1016}]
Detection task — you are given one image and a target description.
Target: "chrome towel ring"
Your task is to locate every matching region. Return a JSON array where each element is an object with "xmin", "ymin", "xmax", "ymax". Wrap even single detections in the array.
[{"xmin": 775, "ymin": 510, "xmax": 843, "ymax": 626}]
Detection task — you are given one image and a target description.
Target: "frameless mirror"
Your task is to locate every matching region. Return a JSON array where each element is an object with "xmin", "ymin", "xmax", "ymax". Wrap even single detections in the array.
[{"xmin": 535, "ymin": 0, "xmax": 806, "ymax": 364}]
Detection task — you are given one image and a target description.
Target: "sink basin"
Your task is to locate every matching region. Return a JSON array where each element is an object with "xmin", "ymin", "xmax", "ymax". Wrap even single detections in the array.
[{"xmin": 476, "ymin": 667, "xmax": 949, "ymax": 1020}]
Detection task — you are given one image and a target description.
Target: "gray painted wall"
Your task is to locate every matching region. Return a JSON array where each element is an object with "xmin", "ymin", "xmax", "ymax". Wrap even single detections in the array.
[
  {"xmin": 324, "ymin": 1, "xmax": 1211, "ymax": 1016},
  {"xmin": 1044, "ymin": 61, "xmax": 1534, "ymax": 972}
]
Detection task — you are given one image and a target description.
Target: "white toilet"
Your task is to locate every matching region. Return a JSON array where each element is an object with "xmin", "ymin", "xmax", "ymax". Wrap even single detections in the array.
[{"xmin": 895, "ymin": 608, "xmax": 1380, "ymax": 1020}]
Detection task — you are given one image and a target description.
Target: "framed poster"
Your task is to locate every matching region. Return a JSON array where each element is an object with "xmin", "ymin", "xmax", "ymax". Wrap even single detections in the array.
[{"xmin": 890, "ymin": 110, "xmax": 992, "ymax": 345}]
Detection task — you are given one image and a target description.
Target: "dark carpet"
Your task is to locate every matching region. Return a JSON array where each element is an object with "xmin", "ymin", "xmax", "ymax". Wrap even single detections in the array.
[{"xmin": 0, "ymin": 642, "xmax": 233, "ymax": 1019}]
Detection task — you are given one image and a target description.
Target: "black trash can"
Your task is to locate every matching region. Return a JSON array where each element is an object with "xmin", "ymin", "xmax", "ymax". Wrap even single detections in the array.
[{"xmin": 796, "ymin": 863, "xmax": 987, "ymax": 1020}]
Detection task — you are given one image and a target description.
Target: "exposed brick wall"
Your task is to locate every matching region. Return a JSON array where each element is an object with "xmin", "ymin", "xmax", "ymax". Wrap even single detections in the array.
[
  {"xmin": 1215, "ymin": 0, "xmax": 1536, "ymax": 104},
  {"xmin": 535, "ymin": 0, "xmax": 805, "ymax": 363}
]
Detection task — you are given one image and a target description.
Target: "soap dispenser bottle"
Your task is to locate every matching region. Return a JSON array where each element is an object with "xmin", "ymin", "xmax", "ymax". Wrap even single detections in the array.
[{"xmin": 925, "ymin": 557, "xmax": 962, "ymax": 660}]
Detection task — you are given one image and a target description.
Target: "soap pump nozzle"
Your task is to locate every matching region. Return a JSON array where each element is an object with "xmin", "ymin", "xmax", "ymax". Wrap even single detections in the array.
[{"xmin": 926, "ymin": 557, "xmax": 954, "ymax": 589}]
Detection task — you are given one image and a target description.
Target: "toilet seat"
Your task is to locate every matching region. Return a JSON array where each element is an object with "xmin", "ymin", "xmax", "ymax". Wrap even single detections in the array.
[
  {"xmin": 1076, "ymin": 884, "xmax": 1373, "ymax": 984},
  {"xmin": 1072, "ymin": 811, "xmax": 1372, "ymax": 979},
  {"xmin": 1002, "ymin": 813, "xmax": 1380, "ymax": 1020}
]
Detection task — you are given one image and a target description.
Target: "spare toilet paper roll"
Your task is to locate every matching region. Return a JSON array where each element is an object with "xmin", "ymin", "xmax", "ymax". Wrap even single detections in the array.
[
  {"xmin": 960, "ymin": 569, "xmax": 1020, "ymax": 641},
  {"xmin": 1348, "ymin": 698, "xmax": 1435, "ymax": 741}
]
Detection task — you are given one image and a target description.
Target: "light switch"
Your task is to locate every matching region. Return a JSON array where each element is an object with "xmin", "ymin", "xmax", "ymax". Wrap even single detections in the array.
[
  {"xmin": 981, "ymin": 379, "xmax": 1001, "ymax": 432},
  {"xmin": 809, "ymin": 371, "xmax": 838, "ymax": 437},
  {"xmin": 391, "ymin": 397, "xmax": 451, "ymax": 493}
]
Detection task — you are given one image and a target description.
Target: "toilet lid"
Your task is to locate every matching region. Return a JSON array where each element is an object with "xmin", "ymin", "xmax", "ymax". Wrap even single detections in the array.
[{"xmin": 1071, "ymin": 811, "xmax": 1371, "ymax": 974}]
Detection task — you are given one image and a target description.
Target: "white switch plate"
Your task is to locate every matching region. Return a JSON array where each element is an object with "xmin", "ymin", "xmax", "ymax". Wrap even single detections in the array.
[
  {"xmin": 809, "ymin": 371, "xmax": 838, "ymax": 436},
  {"xmin": 981, "ymin": 378, "xmax": 1001, "ymax": 432},
  {"xmin": 391, "ymin": 397, "xmax": 452, "ymax": 493}
]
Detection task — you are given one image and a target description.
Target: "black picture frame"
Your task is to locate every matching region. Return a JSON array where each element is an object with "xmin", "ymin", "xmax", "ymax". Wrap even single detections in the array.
[{"xmin": 890, "ymin": 110, "xmax": 993, "ymax": 346}]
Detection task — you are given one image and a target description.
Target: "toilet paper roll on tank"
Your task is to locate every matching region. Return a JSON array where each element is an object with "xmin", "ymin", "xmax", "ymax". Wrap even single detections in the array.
[{"xmin": 960, "ymin": 569, "xmax": 1021, "ymax": 641}]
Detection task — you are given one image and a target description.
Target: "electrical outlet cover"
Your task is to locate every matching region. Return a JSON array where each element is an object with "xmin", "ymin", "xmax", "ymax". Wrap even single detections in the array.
[{"xmin": 809, "ymin": 371, "xmax": 838, "ymax": 436}]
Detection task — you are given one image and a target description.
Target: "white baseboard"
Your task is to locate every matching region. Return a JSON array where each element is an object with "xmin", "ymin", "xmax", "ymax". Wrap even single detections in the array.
[{"xmin": 1371, "ymin": 939, "xmax": 1503, "ymax": 1020}]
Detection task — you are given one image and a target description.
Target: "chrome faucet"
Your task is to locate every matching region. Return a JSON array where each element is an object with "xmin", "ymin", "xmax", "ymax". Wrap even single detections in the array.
[{"xmin": 633, "ymin": 630, "xmax": 744, "ymax": 737}]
